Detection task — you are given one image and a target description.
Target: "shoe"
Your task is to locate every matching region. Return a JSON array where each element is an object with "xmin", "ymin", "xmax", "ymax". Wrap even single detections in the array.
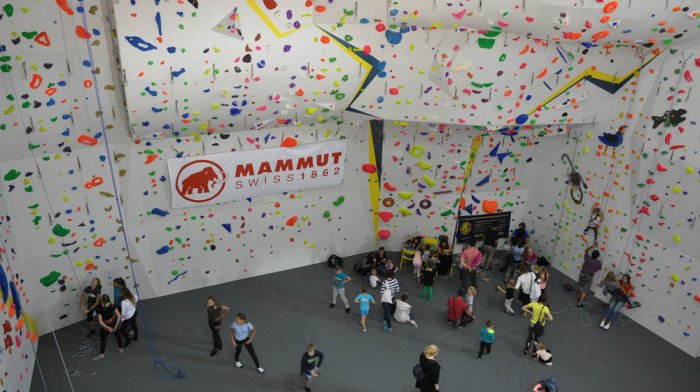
[
  {"xmin": 345, "ymin": 307, "xmax": 350, "ymax": 313},
  {"xmin": 600, "ymin": 320, "xmax": 606, "ymax": 328},
  {"xmin": 117, "ymin": 348, "xmax": 124, "ymax": 354},
  {"xmin": 235, "ymin": 361, "xmax": 243, "ymax": 368},
  {"xmin": 478, "ymin": 357, "xmax": 482, "ymax": 360},
  {"xmin": 410, "ymin": 321, "xmax": 418, "ymax": 328},
  {"xmin": 577, "ymin": 304, "xmax": 584, "ymax": 308},
  {"xmin": 210, "ymin": 350, "xmax": 219, "ymax": 357},
  {"xmin": 523, "ymin": 349, "xmax": 529, "ymax": 355},
  {"xmin": 362, "ymin": 329, "xmax": 366, "ymax": 333},
  {"xmin": 546, "ymin": 362, "xmax": 553, "ymax": 366},
  {"xmin": 603, "ymin": 323, "xmax": 611, "ymax": 330},
  {"xmin": 329, "ymin": 304, "xmax": 335, "ymax": 308},
  {"xmin": 257, "ymin": 367, "xmax": 265, "ymax": 374},
  {"xmin": 93, "ymin": 354, "xmax": 105, "ymax": 361}
]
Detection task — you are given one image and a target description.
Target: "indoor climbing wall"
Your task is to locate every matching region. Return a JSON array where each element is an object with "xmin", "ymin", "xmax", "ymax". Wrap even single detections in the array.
[
  {"xmin": 116, "ymin": 121, "xmax": 374, "ymax": 298},
  {"xmin": 0, "ymin": 188, "xmax": 38, "ymax": 392}
]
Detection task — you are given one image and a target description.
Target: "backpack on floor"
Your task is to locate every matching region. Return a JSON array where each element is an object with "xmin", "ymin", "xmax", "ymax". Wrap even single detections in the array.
[{"xmin": 327, "ymin": 254, "xmax": 343, "ymax": 268}]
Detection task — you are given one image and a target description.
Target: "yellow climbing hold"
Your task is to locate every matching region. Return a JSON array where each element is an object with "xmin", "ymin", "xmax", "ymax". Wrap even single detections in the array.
[
  {"xmin": 562, "ymin": 263, "xmax": 571, "ymax": 270},
  {"xmin": 398, "ymin": 191, "xmax": 413, "ymax": 199},
  {"xmin": 686, "ymin": 166, "xmax": 694, "ymax": 174},
  {"xmin": 417, "ymin": 160, "xmax": 432, "ymax": 170},
  {"xmin": 306, "ymin": 107, "xmax": 319, "ymax": 115},
  {"xmin": 48, "ymin": 237, "xmax": 56, "ymax": 244},
  {"xmin": 409, "ymin": 145, "xmax": 425, "ymax": 158},
  {"xmin": 673, "ymin": 234, "xmax": 681, "ymax": 243},
  {"xmin": 422, "ymin": 176, "xmax": 436, "ymax": 187},
  {"xmin": 671, "ymin": 273, "xmax": 680, "ymax": 282},
  {"xmin": 399, "ymin": 207, "xmax": 413, "ymax": 216},
  {"xmin": 585, "ymin": 131, "xmax": 591, "ymax": 139},
  {"xmin": 672, "ymin": 186, "xmax": 681, "ymax": 193},
  {"xmin": 582, "ymin": 147, "xmax": 590, "ymax": 154}
]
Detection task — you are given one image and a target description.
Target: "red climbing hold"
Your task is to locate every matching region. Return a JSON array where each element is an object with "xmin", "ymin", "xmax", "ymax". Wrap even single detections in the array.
[
  {"xmin": 77, "ymin": 135, "xmax": 98, "ymax": 146},
  {"xmin": 378, "ymin": 211, "xmax": 394, "ymax": 223},
  {"xmin": 286, "ymin": 216, "xmax": 297, "ymax": 226},
  {"xmin": 280, "ymin": 137, "xmax": 298, "ymax": 147},
  {"xmin": 656, "ymin": 163, "xmax": 668, "ymax": 172},
  {"xmin": 684, "ymin": 70, "xmax": 693, "ymax": 82},
  {"xmin": 29, "ymin": 74, "xmax": 43, "ymax": 89},
  {"xmin": 55, "ymin": 0, "xmax": 75, "ymax": 16},
  {"xmin": 649, "ymin": 194, "xmax": 659, "ymax": 201},
  {"xmin": 362, "ymin": 163, "xmax": 377, "ymax": 174},
  {"xmin": 263, "ymin": 0, "xmax": 278, "ymax": 10},
  {"xmin": 34, "ymin": 32, "xmax": 51, "ymax": 47},
  {"xmin": 638, "ymin": 206, "xmax": 650, "ymax": 216},
  {"xmin": 76, "ymin": 26, "xmax": 92, "ymax": 39},
  {"xmin": 383, "ymin": 182, "xmax": 397, "ymax": 192},
  {"xmin": 377, "ymin": 229, "xmax": 391, "ymax": 239}
]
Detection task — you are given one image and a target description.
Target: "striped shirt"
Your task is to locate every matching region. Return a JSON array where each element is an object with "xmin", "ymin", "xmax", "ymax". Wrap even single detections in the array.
[{"xmin": 380, "ymin": 279, "xmax": 400, "ymax": 303}]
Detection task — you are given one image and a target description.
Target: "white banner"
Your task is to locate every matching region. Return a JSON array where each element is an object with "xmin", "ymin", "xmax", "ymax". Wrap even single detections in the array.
[{"xmin": 167, "ymin": 140, "xmax": 347, "ymax": 208}]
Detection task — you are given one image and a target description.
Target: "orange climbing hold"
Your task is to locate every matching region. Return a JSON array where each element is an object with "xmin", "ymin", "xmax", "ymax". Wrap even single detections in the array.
[
  {"xmin": 77, "ymin": 135, "xmax": 98, "ymax": 145},
  {"xmin": 145, "ymin": 154, "xmax": 158, "ymax": 164},
  {"xmin": 603, "ymin": 1, "xmax": 618, "ymax": 13},
  {"xmin": 93, "ymin": 237, "xmax": 105, "ymax": 247},
  {"xmin": 55, "ymin": 0, "xmax": 75, "ymax": 15},
  {"xmin": 34, "ymin": 32, "xmax": 51, "ymax": 47},
  {"xmin": 281, "ymin": 137, "xmax": 298, "ymax": 147},
  {"xmin": 76, "ymin": 26, "xmax": 92, "ymax": 39},
  {"xmin": 286, "ymin": 215, "xmax": 298, "ymax": 226},
  {"xmin": 592, "ymin": 30, "xmax": 610, "ymax": 41},
  {"xmin": 29, "ymin": 74, "xmax": 43, "ymax": 89}
]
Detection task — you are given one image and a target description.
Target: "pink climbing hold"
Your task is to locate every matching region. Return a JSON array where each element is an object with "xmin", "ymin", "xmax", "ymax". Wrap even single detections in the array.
[
  {"xmin": 638, "ymin": 206, "xmax": 650, "ymax": 216},
  {"xmin": 388, "ymin": 87, "xmax": 399, "ymax": 95},
  {"xmin": 377, "ymin": 229, "xmax": 391, "ymax": 239},
  {"xmin": 383, "ymin": 182, "xmax": 397, "ymax": 192},
  {"xmin": 362, "ymin": 163, "xmax": 377, "ymax": 173},
  {"xmin": 695, "ymin": 58, "xmax": 700, "ymax": 67},
  {"xmin": 378, "ymin": 211, "xmax": 394, "ymax": 223},
  {"xmin": 656, "ymin": 163, "xmax": 668, "ymax": 172},
  {"xmin": 635, "ymin": 233, "xmax": 645, "ymax": 241}
]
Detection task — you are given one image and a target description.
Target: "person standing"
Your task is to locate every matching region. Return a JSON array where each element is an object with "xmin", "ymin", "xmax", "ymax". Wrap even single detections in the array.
[
  {"xmin": 481, "ymin": 223, "xmax": 499, "ymax": 270},
  {"xmin": 420, "ymin": 262, "xmax": 436, "ymax": 300},
  {"xmin": 93, "ymin": 294, "xmax": 123, "ymax": 360},
  {"xmin": 354, "ymin": 285, "xmax": 375, "ymax": 333},
  {"xmin": 415, "ymin": 344, "xmax": 441, "ymax": 392},
  {"xmin": 459, "ymin": 240, "xmax": 483, "ymax": 290},
  {"xmin": 515, "ymin": 264, "xmax": 541, "ymax": 317},
  {"xmin": 119, "ymin": 287, "xmax": 139, "ymax": 347},
  {"xmin": 329, "ymin": 264, "xmax": 352, "ymax": 313},
  {"xmin": 511, "ymin": 222, "xmax": 529, "ymax": 245},
  {"xmin": 478, "ymin": 320, "xmax": 495, "ymax": 360},
  {"xmin": 206, "ymin": 296, "xmax": 230, "ymax": 356},
  {"xmin": 521, "ymin": 294, "xmax": 553, "ymax": 356},
  {"xmin": 80, "ymin": 278, "xmax": 102, "ymax": 337},
  {"xmin": 436, "ymin": 237, "xmax": 453, "ymax": 276},
  {"xmin": 577, "ymin": 243, "xmax": 602, "ymax": 308},
  {"xmin": 380, "ymin": 270, "xmax": 400, "ymax": 332},
  {"xmin": 300, "ymin": 343, "xmax": 324, "ymax": 392},
  {"xmin": 230, "ymin": 313, "xmax": 264, "ymax": 373},
  {"xmin": 112, "ymin": 277, "xmax": 126, "ymax": 310}
]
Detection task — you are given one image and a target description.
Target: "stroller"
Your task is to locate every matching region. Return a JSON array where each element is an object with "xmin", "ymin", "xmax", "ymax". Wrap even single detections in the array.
[{"xmin": 533, "ymin": 377, "xmax": 558, "ymax": 392}]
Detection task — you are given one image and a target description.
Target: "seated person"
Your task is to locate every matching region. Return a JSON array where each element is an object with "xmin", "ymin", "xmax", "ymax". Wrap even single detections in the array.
[
  {"xmin": 375, "ymin": 247, "xmax": 387, "ymax": 265},
  {"xmin": 447, "ymin": 288, "xmax": 474, "ymax": 328},
  {"xmin": 369, "ymin": 269, "xmax": 381, "ymax": 289}
]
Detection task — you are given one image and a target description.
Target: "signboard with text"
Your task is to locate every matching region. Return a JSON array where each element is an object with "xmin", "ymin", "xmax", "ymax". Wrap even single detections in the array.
[
  {"xmin": 455, "ymin": 211, "xmax": 512, "ymax": 244},
  {"xmin": 167, "ymin": 140, "xmax": 347, "ymax": 208}
]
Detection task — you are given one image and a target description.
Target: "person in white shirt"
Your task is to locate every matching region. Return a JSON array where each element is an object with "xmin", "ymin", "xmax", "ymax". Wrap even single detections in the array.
[
  {"xmin": 394, "ymin": 293, "xmax": 418, "ymax": 327},
  {"xmin": 120, "ymin": 287, "xmax": 139, "ymax": 346},
  {"xmin": 532, "ymin": 342, "xmax": 553, "ymax": 366},
  {"xmin": 515, "ymin": 265, "xmax": 541, "ymax": 317},
  {"xmin": 369, "ymin": 269, "xmax": 381, "ymax": 289}
]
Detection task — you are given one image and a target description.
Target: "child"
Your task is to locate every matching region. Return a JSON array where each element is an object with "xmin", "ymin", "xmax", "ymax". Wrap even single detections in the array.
[
  {"xmin": 466, "ymin": 286, "xmax": 478, "ymax": 314},
  {"xmin": 538, "ymin": 266, "xmax": 548, "ymax": 294},
  {"xmin": 369, "ymin": 269, "xmax": 381, "ymax": 289},
  {"xmin": 413, "ymin": 245, "xmax": 424, "ymax": 282},
  {"xmin": 478, "ymin": 320, "xmax": 495, "ymax": 360},
  {"xmin": 395, "ymin": 293, "xmax": 418, "ymax": 327},
  {"xmin": 354, "ymin": 285, "xmax": 376, "ymax": 333},
  {"xmin": 583, "ymin": 206, "xmax": 604, "ymax": 242},
  {"xmin": 330, "ymin": 265, "xmax": 351, "ymax": 313},
  {"xmin": 532, "ymin": 342, "xmax": 553, "ymax": 366},
  {"xmin": 384, "ymin": 258, "xmax": 395, "ymax": 273},
  {"xmin": 421, "ymin": 262, "xmax": 436, "ymax": 300},
  {"xmin": 300, "ymin": 343, "xmax": 324, "ymax": 392},
  {"xmin": 495, "ymin": 279, "xmax": 516, "ymax": 314}
]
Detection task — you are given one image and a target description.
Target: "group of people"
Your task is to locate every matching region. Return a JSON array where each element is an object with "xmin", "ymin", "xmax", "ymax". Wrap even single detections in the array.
[
  {"xmin": 79, "ymin": 217, "xmax": 632, "ymax": 392},
  {"xmin": 80, "ymin": 277, "xmax": 139, "ymax": 360}
]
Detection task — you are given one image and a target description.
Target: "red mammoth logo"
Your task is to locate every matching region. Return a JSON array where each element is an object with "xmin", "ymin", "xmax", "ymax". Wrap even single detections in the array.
[{"xmin": 175, "ymin": 160, "xmax": 228, "ymax": 203}]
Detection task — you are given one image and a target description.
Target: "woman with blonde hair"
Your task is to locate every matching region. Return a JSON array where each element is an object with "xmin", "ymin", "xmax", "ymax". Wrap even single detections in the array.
[
  {"xmin": 415, "ymin": 344, "xmax": 440, "ymax": 392},
  {"xmin": 120, "ymin": 287, "xmax": 139, "ymax": 346}
]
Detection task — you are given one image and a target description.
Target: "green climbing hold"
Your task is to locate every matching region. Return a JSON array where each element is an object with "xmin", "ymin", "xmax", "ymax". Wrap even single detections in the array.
[
  {"xmin": 24, "ymin": 185, "xmax": 33, "ymax": 193},
  {"xmin": 40, "ymin": 271, "xmax": 61, "ymax": 287},
  {"xmin": 333, "ymin": 196, "xmax": 345, "ymax": 207},
  {"xmin": 440, "ymin": 209, "xmax": 453, "ymax": 217},
  {"xmin": 323, "ymin": 211, "xmax": 331, "ymax": 218},
  {"xmin": 3, "ymin": 4, "xmax": 13, "ymax": 17},
  {"xmin": 441, "ymin": 225, "xmax": 449, "ymax": 232},
  {"xmin": 52, "ymin": 224, "xmax": 71, "ymax": 237},
  {"xmin": 3, "ymin": 168, "xmax": 20, "ymax": 181},
  {"xmin": 172, "ymin": 270, "xmax": 179, "ymax": 275},
  {"xmin": 477, "ymin": 38, "xmax": 496, "ymax": 49},
  {"xmin": 21, "ymin": 31, "xmax": 38, "ymax": 40}
]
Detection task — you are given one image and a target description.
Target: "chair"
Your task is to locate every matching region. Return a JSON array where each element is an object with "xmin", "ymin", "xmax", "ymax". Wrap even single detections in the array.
[
  {"xmin": 399, "ymin": 247, "xmax": 417, "ymax": 270},
  {"xmin": 423, "ymin": 237, "xmax": 438, "ymax": 249}
]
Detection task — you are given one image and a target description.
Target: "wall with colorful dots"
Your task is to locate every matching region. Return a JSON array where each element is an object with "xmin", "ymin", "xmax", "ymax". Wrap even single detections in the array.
[{"xmin": 2, "ymin": 0, "xmax": 700, "ymax": 385}]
